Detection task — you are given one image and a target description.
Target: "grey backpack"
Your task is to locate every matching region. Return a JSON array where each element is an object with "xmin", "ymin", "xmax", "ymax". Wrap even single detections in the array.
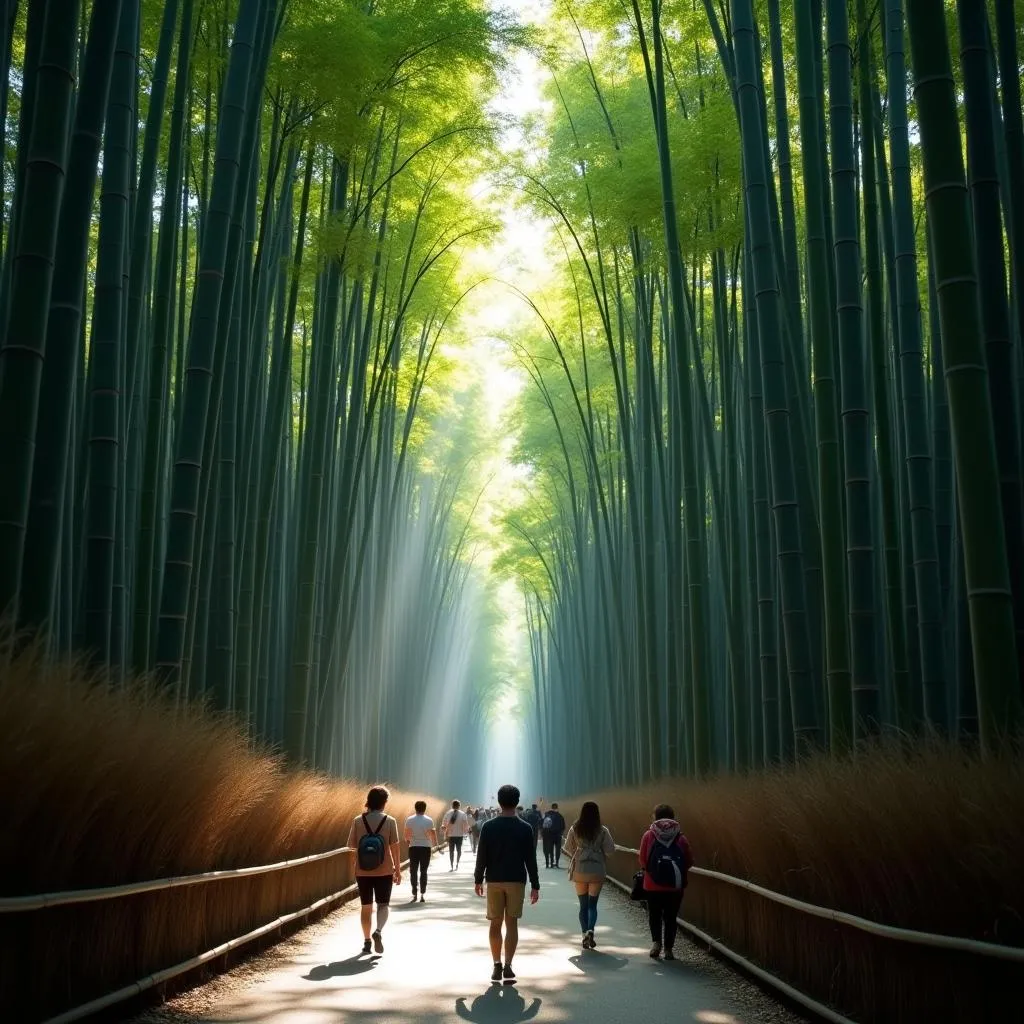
[{"xmin": 576, "ymin": 830, "xmax": 606, "ymax": 873}]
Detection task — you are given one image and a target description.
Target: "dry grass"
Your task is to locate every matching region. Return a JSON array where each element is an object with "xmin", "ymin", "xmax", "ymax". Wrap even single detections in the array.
[
  {"xmin": 0, "ymin": 639, "xmax": 445, "ymax": 1021},
  {"xmin": 566, "ymin": 741, "xmax": 1024, "ymax": 1023}
]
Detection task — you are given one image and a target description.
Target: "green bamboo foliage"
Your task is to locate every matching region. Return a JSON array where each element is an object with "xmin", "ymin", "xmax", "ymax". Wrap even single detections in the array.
[
  {"xmin": 2, "ymin": 0, "xmax": 1024, "ymax": 796},
  {"xmin": 884, "ymin": 0, "xmax": 944, "ymax": 732},
  {"xmin": 510, "ymin": 0, "xmax": 1024, "ymax": 792},
  {"xmin": 134, "ymin": 0, "xmax": 194, "ymax": 671},
  {"xmin": 0, "ymin": 0, "xmax": 80, "ymax": 617},
  {"xmin": 906, "ymin": 0, "xmax": 1022, "ymax": 749},
  {"xmin": 19, "ymin": 0, "xmax": 124, "ymax": 634},
  {"xmin": 795, "ymin": 0, "xmax": 850, "ymax": 750},
  {"xmin": 956, "ymin": 0, "xmax": 1024, "ymax": 700},
  {"xmin": 734, "ymin": 0, "xmax": 819, "ymax": 754},
  {"xmin": 81, "ymin": 0, "xmax": 138, "ymax": 665},
  {"xmin": 0, "ymin": 0, "xmax": 520, "ymax": 791},
  {"xmin": 154, "ymin": 0, "xmax": 264, "ymax": 685},
  {"xmin": 858, "ymin": 0, "xmax": 908, "ymax": 731}
]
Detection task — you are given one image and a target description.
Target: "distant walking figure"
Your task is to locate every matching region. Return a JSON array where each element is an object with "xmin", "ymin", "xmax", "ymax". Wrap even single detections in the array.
[
  {"xmin": 564, "ymin": 801, "xmax": 615, "ymax": 950},
  {"xmin": 540, "ymin": 803, "xmax": 565, "ymax": 868},
  {"xmin": 470, "ymin": 808, "xmax": 483, "ymax": 853},
  {"xmin": 404, "ymin": 800, "xmax": 437, "ymax": 903},
  {"xmin": 347, "ymin": 785, "xmax": 402, "ymax": 956},
  {"xmin": 443, "ymin": 799, "xmax": 470, "ymax": 870},
  {"xmin": 639, "ymin": 803, "xmax": 693, "ymax": 960},
  {"xmin": 524, "ymin": 804, "xmax": 543, "ymax": 846},
  {"xmin": 474, "ymin": 783, "xmax": 541, "ymax": 984}
]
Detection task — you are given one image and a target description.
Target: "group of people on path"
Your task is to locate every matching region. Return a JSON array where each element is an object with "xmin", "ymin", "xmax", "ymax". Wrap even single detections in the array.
[
  {"xmin": 346, "ymin": 784, "xmax": 693, "ymax": 973},
  {"xmin": 437, "ymin": 800, "xmax": 500, "ymax": 869}
]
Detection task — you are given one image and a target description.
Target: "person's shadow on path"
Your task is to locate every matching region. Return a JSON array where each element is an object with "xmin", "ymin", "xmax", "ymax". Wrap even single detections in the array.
[
  {"xmin": 568, "ymin": 950, "xmax": 628, "ymax": 973},
  {"xmin": 303, "ymin": 954, "xmax": 379, "ymax": 981},
  {"xmin": 455, "ymin": 985, "xmax": 542, "ymax": 1022}
]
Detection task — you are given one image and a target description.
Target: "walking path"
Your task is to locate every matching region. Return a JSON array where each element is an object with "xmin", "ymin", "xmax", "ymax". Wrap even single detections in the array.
[{"xmin": 137, "ymin": 860, "xmax": 806, "ymax": 1024}]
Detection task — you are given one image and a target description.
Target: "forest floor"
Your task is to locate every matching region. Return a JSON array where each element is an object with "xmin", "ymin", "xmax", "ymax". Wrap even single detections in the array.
[{"xmin": 131, "ymin": 856, "xmax": 809, "ymax": 1024}]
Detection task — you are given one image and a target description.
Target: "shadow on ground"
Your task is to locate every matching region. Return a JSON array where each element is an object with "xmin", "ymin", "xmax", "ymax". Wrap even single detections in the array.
[
  {"xmin": 567, "ymin": 950, "xmax": 628, "ymax": 973},
  {"xmin": 303, "ymin": 954, "xmax": 381, "ymax": 981},
  {"xmin": 454, "ymin": 986, "xmax": 542, "ymax": 1022}
]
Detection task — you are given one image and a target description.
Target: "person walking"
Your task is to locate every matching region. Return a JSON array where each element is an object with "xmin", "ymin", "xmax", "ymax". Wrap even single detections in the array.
[
  {"xmin": 474, "ymin": 783, "xmax": 541, "ymax": 984},
  {"xmin": 524, "ymin": 804, "xmax": 543, "ymax": 847},
  {"xmin": 540, "ymin": 803, "xmax": 565, "ymax": 869},
  {"xmin": 443, "ymin": 799, "xmax": 470, "ymax": 871},
  {"xmin": 639, "ymin": 803, "xmax": 694, "ymax": 960},
  {"xmin": 564, "ymin": 801, "xmax": 615, "ymax": 950},
  {"xmin": 470, "ymin": 808, "xmax": 483, "ymax": 853},
  {"xmin": 404, "ymin": 800, "xmax": 436, "ymax": 903},
  {"xmin": 347, "ymin": 785, "xmax": 402, "ymax": 955}
]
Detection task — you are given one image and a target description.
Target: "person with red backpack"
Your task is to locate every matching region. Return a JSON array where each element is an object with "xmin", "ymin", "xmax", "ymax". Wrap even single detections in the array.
[
  {"xmin": 638, "ymin": 803, "xmax": 693, "ymax": 960},
  {"xmin": 347, "ymin": 786, "xmax": 402, "ymax": 956}
]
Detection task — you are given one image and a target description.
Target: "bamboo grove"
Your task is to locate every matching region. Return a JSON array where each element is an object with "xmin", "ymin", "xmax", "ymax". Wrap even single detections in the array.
[
  {"xmin": 0, "ymin": 0, "xmax": 518, "ymax": 790},
  {"xmin": 505, "ymin": 0, "xmax": 1024, "ymax": 793}
]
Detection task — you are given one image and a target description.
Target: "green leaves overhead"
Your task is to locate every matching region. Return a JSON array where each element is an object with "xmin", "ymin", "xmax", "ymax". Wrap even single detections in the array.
[
  {"xmin": 0, "ymin": 0, "xmax": 523, "ymax": 790},
  {"xmin": 499, "ymin": 0, "xmax": 1024, "ymax": 793}
]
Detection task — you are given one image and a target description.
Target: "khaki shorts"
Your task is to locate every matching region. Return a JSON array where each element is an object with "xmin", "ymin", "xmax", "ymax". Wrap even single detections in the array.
[{"xmin": 486, "ymin": 882, "xmax": 526, "ymax": 920}]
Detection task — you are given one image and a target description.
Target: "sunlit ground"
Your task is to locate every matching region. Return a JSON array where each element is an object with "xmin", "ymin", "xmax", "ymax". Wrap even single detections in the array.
[{"xmin": 176, "ymin": 868, "xmax": 751, "ymax": 1024}]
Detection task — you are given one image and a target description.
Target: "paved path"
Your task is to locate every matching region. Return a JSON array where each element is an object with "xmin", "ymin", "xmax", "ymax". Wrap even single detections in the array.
[{"xmin": 149, "ymin": 859, "xmax": 799, "ymax": 1024}]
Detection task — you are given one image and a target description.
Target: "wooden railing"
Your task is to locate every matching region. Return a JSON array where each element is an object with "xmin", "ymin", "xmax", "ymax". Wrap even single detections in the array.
[{"xmin": 6, "ymin": 842, "xmax": 443, "ymax": 1024}]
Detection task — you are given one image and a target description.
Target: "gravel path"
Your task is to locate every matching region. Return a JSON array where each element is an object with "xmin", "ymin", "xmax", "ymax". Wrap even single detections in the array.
[{"xmin": 132, "ymin": 860, "xmax": 811, "ymax": 1024}]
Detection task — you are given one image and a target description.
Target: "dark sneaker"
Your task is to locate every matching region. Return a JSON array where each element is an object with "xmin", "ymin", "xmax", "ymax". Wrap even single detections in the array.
[
  {"xmin": 586, "ymin": 930, "xmax": 596, "ymax": 949},
  {"xmin": 502, "ymin": 964, "xmax": 516, "ymax": 984},
  {"xmin": 372, "ymin": 930, "xmax": 384, "ymax": 954},
  {"xmin": 664, "ymin": 948, "xmax": 676, "ymax": 961},
  {"xmin": 649, "ymin": 943, "xmax": 661, "ymax": 959},
  {"xmin": 491, "ymin": 963, "xmax": 503, "ymax": 983},
  {"xmin": 419, "ymin": 895, "xmax": 425, "ymax": 903},
  {"xmin": 361, "ymin": 940, "xmax": 372, "ymax": 955},
  {"xmin": 410, "ymin": 893, "xmax": 418, "ymax": 903}
]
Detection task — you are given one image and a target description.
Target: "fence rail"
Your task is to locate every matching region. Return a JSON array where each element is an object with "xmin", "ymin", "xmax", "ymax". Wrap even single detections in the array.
[
  {"xmin": 41, "ymin": 880, "xmax": 360, "ymax": 1024},
  {"xmin": 0, "ymin": 845, "xmax": 356, "ymax": 912},
  {"xmin": 599, "ymin": 871, "xmax": 857, "ymax": 1024},
  {"xmin": 28, "ymin": 842, "xmax": 445, "ymax": 1024},
  {"xmin": 612, "ymin": 844, "xmax": 1024, "ymax": 963}
]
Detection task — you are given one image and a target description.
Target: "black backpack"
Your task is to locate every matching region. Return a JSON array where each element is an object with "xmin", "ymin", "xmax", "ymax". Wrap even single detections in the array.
[
  {"xmin": 357, "ymin": 814, "xmax": 387, "ymax": 871},
  {"xmin": 646, "ymin": 834, "xmax": 687, "ymax": 889}
]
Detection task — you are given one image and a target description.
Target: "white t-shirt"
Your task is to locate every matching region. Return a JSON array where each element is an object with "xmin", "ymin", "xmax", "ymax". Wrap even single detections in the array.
[
  {"xmin": 443, "ymin": 809, "xmax": 470, "ymax": 837},
  {"xmin": 405, "ymin": 813, "xmax": 435, "ymax": 848}
]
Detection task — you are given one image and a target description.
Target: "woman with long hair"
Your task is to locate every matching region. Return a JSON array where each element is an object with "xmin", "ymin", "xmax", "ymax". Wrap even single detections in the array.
[{"xmin": 564, "ymin": 801, "xmax": 615, "ymax": 950}]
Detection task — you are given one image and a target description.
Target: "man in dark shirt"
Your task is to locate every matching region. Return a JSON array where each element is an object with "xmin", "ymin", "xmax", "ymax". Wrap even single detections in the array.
[
  {"xmin": 524, "ymin": 804, "xmax": 543, "ymax": 845},
  {"xmin": 540, "ymin": 803, "xmax": 566, "ymax": 869},
  {"xmin": 474, "ymin": 783, "xmax": 540, "ymax": 984}
]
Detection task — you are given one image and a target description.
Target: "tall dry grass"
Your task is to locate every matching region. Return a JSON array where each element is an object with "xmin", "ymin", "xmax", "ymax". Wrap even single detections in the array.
[
  {"xmin": 0, "ymin": 639, "xmax": 446, "ymax": 1020},
  {"xmin": 568, "ymin": 742, "xmax": 1024, "ymax": 1023}
]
